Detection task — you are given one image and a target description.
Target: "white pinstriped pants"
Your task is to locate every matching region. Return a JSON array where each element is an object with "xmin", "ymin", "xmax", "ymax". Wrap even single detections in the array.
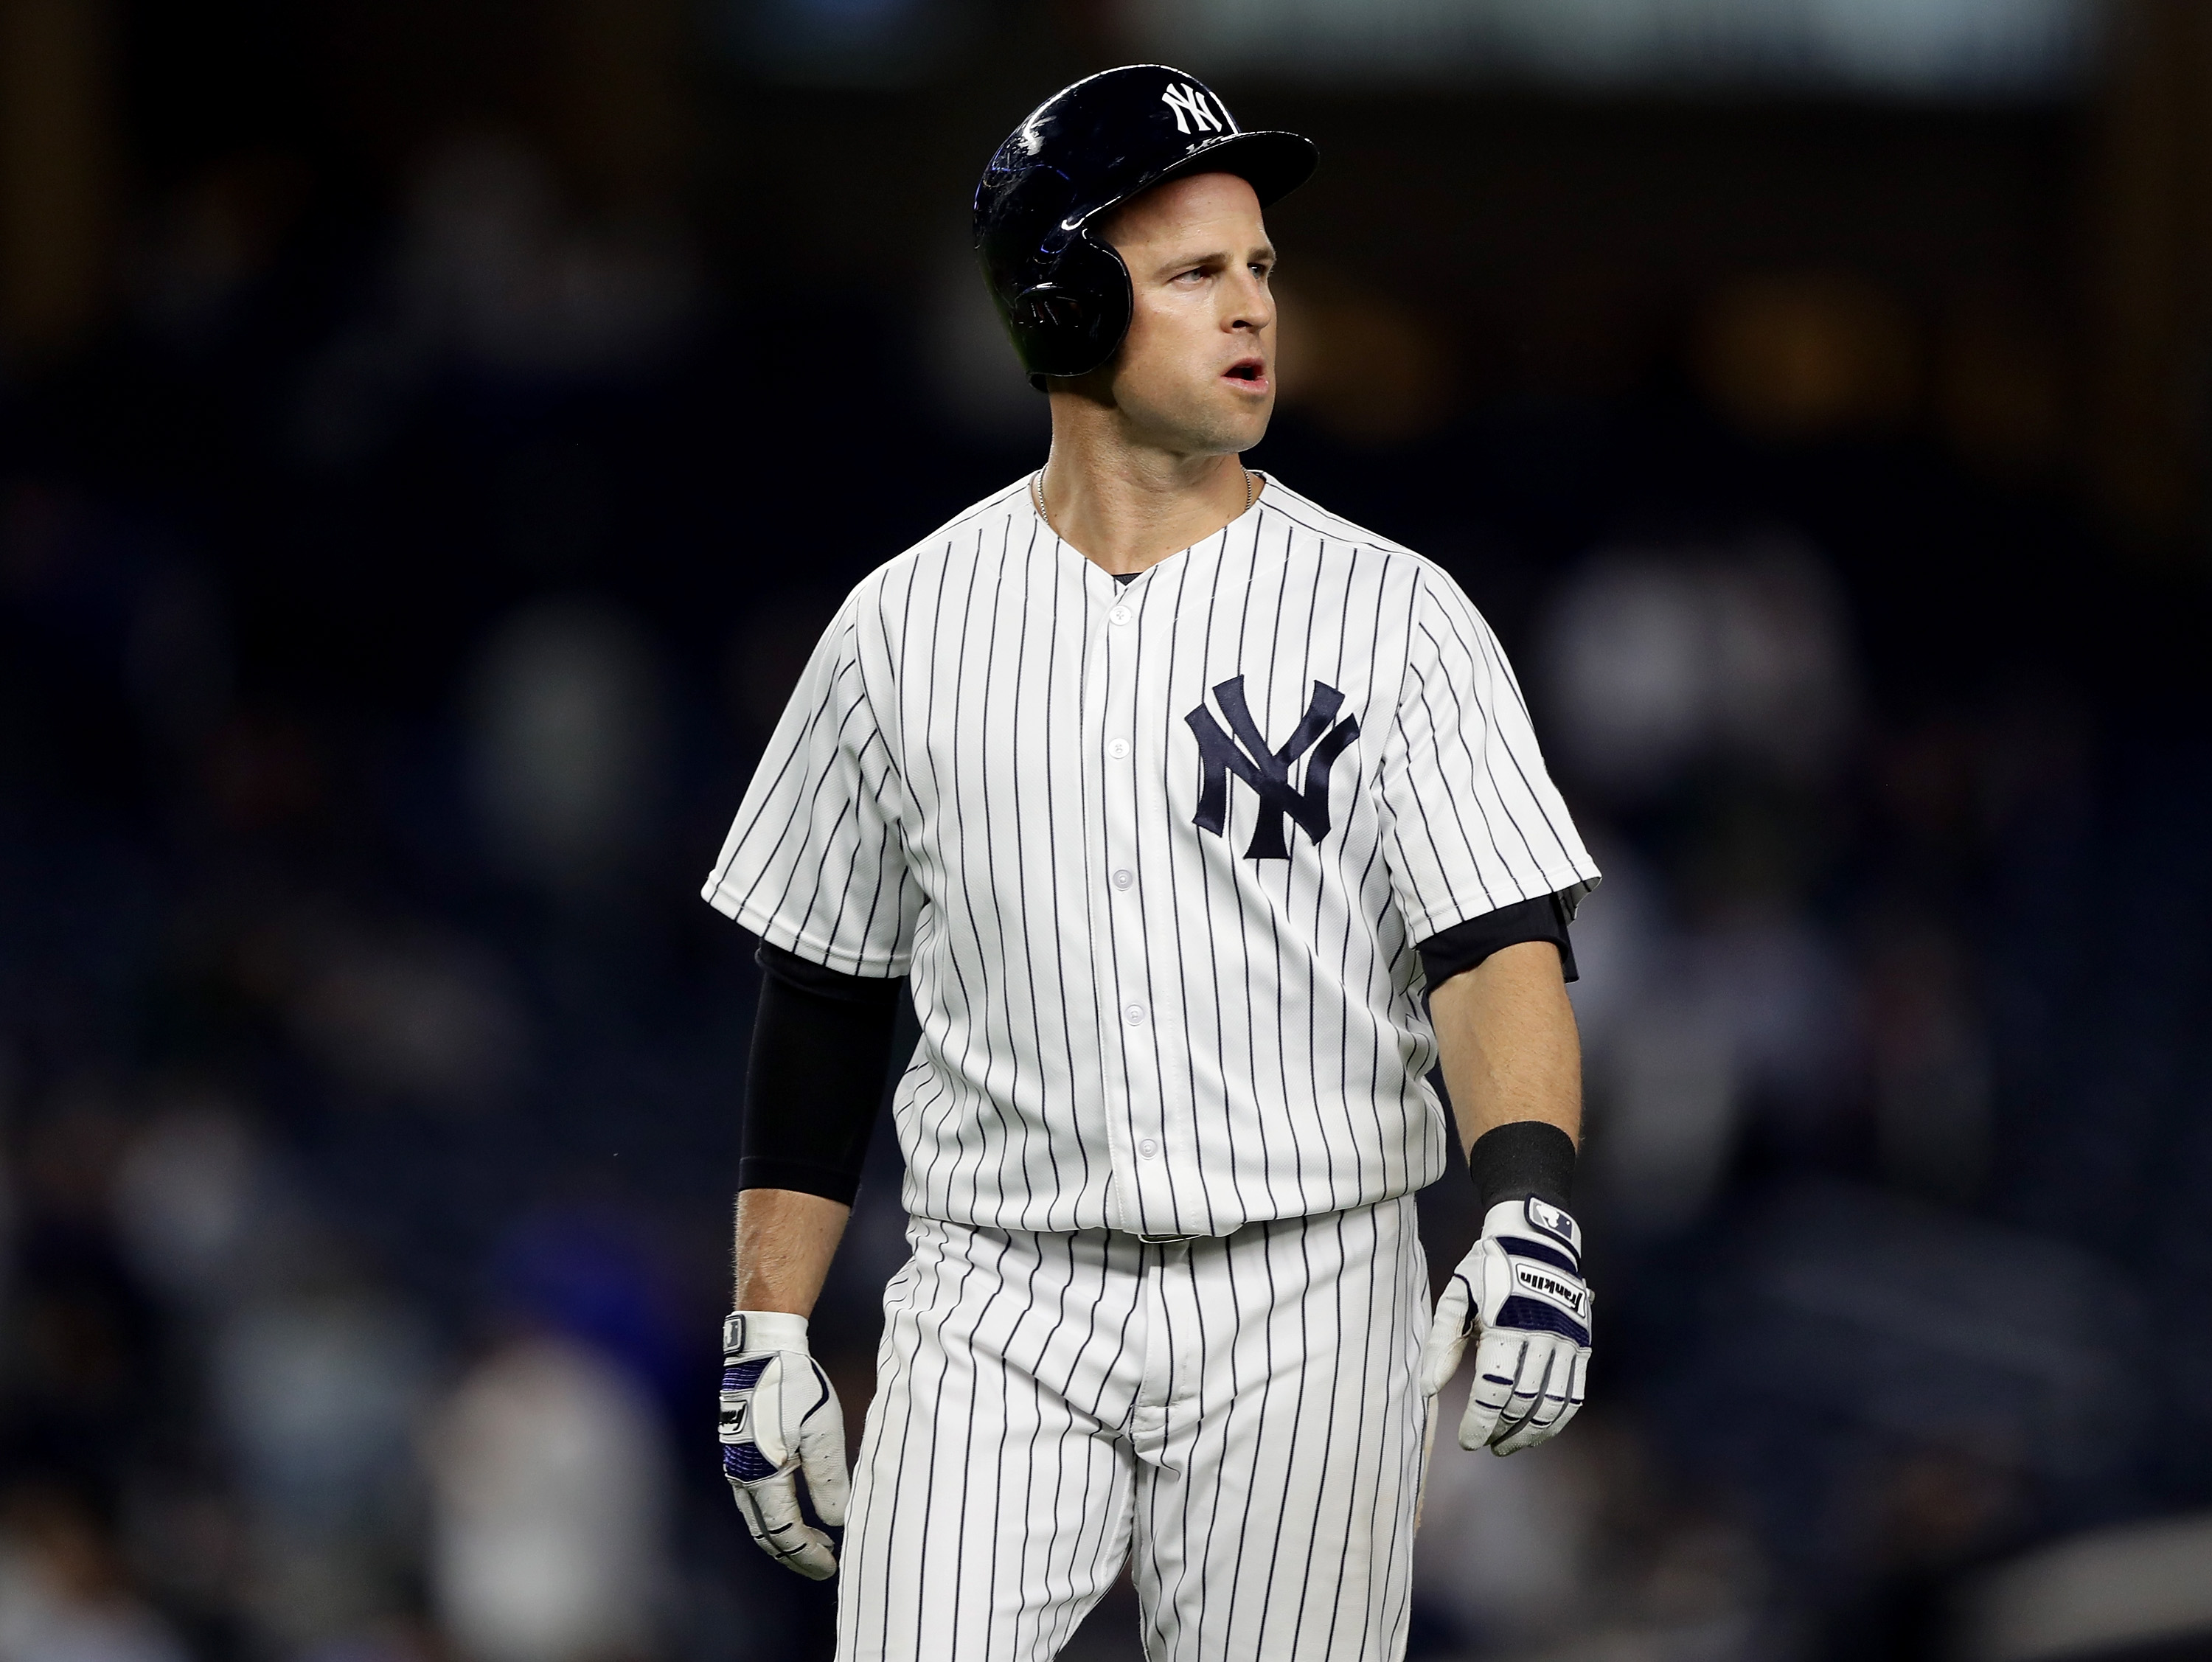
[{"xmin": 834, "ymin": 1197, "xmax": 1430, "ymax": 1661}]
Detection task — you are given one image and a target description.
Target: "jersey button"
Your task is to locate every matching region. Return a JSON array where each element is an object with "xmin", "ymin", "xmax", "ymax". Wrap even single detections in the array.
[
  {"xmin": 1124, "ymin": 1003, "xmax": 1146, "ymax": 1026},
  {"xmin": 1108, "ymin": 605, "xmax": 1133, "ymax": 627},
  {"xmin": 1138, "ymin": 1138, "xmax": 1158, "ymax": 1158},
  {"xmin": 1106, "ymin": 737, "xmax": 1131, "ymax": 760},
  {"xmin": 1111, "ymin": 868, "xmax": 1134, "ymax": 891}
]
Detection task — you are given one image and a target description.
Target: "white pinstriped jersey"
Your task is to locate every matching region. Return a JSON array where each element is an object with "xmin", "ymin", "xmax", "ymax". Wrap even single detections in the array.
[{"xmin": 703, "ymin": 474, "xmax": 1599, "ymax": 1239}]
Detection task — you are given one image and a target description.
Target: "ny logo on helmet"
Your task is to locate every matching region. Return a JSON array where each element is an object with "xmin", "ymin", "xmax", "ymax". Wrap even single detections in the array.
[
  {"xmin": 1186, "ymin": 676, "xmax": 1360, "ymax": 860},
  {"xmin": 1161, "ymin": 83, "xmax": 1224, "ymax": 136}
]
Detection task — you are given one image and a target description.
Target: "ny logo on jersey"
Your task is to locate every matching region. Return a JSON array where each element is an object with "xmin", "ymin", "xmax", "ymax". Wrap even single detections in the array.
[
  {"xmin": 1186, "ymin": 676, "xmax": 1360, "ymax": 860},
  {"xmin": 1161, "ymin": 83, "xmax": 1224, "ymax": 136}
]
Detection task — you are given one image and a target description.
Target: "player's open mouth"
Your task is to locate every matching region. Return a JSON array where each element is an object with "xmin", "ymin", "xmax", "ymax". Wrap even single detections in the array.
[{"xmin": 1222, "ymin": 358, "xmax": 1269, "ymax": 392}]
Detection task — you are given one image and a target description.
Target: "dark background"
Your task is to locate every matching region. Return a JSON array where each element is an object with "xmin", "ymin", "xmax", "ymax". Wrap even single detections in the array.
[{"xmin": 3, "ymin": 1, "xmax": 2211, "ymax": 1660}]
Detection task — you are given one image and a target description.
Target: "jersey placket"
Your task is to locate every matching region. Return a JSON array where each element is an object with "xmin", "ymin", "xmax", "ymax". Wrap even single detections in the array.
[{"xmin": 1088, "ymin": 567, "xmax": 1178, "ymax": 1234}]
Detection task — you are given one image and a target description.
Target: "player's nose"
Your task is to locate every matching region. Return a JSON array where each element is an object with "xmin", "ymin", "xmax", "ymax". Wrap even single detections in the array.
[{"xmin": 1227, "ymin": 271, "xmax": 1275, "ymax": 334}]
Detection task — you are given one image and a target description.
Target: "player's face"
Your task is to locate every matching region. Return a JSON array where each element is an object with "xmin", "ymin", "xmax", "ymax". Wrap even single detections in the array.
[{"xmin": 1101, "ymin": 172, "xmax": 1278, "ymax": 456}]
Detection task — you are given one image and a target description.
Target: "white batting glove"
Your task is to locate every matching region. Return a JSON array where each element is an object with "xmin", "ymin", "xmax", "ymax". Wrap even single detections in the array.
[
  {"xmin": 1422, "ymin": 1197, "xmax": 1593, "ymax": 1456},
  {"xmin": 720, "ymin": 1310, "xmax": 849, "ymax": 1579}
]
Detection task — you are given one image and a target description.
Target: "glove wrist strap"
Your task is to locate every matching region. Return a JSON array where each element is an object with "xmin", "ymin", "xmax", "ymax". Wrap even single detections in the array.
[
  {"xmin": 725, "ymin": 1309, "xmax": 810, "ymax": 1356},
  {"xmin": 1480, "ymin": 1196, "xmax": 1584, "ymax": 1261}
]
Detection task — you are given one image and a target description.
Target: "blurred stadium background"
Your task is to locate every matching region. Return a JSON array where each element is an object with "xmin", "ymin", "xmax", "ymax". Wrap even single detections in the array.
[{"xmin": 3, "ymin": 1, "xmax": 2211, "ymax": 1658}]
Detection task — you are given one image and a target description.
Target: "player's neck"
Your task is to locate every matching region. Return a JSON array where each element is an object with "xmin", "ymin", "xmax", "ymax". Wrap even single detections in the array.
[{"xmin": 1035, "ymin": 417, "xmax": 1255, "ymax": 578}]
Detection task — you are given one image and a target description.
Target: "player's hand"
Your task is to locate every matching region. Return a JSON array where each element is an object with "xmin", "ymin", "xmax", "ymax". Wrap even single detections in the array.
[
  {"xmin": 720, "ymin": 1310, "xmax": 849, "ymax": 1579},
  {"xmin": 1421, "ymin": 1197, "xmax": 1592, "ymax": 1456}
]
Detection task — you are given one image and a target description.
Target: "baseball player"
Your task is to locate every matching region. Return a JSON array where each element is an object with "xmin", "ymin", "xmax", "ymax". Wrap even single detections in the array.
[{"xmin": 706, "ymin": 65, "xmax": 1601, "ymax": 1661}]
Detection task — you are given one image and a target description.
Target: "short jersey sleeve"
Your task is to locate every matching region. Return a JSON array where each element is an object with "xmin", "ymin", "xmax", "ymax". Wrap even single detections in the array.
[
  {"xmin": 1377, "ymin": 568, "xmax": 1601, "ymax": 942},
  {"xmin": 700, "ymin": 594, "xmax": 919, "ymax": 976}
]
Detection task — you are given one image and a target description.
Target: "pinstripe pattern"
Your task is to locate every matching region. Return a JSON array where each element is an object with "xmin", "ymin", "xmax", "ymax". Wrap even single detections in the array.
[
  {"xmin": 703, "ymin": 474, "xmax": 1599, "ymax": 1239},
  {"xmin": 835, "ymin": 1197, "xmax": 1431, "ymax": 1662}
]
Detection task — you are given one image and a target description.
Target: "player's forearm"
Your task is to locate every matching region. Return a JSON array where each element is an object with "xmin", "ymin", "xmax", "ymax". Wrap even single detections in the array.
[
  {"xmin": 733, "ymin": 1187, "xmax": 852, "ymax": 1315},
  {"xmin": 1428, "ymin": 938, "xmax": 1582, "ymax": 1156}
]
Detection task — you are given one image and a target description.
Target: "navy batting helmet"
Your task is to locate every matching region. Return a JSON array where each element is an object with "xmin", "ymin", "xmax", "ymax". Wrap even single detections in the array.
[{"xmin": 973, "ymin": 66, "xmax": 1318, "ymax": 387}]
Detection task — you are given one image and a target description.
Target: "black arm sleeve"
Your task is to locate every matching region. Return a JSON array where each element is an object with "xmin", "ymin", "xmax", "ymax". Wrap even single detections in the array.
[
  {"xmin": 1416, "ymin": 891, "xmax": 1579, "ymax": 990},
  {"xmin": 738, "ymin": 942, "xmax": 904, "ymax": 1204}
]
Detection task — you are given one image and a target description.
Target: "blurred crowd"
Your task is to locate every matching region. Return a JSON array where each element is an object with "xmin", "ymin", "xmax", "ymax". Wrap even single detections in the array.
[{"xmin": 5, "ymin": 16, "xmax": 2212, "ymax": 1662}]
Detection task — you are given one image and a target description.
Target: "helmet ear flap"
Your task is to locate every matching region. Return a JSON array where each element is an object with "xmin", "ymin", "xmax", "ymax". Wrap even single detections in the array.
[
  {"xmin": 1010, "ymin": 232, "xmax": 1133, "ymax": 383},
  {"xmin": 1014, "ymin": 288, "xmax": 1088, "ymax": 332}
]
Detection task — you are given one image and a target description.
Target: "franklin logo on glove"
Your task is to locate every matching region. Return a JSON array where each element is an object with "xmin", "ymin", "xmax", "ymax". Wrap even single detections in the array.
[{"xmin": 1514, "ymin": 1262, "xmax": 1591, "ymax": 1321}]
